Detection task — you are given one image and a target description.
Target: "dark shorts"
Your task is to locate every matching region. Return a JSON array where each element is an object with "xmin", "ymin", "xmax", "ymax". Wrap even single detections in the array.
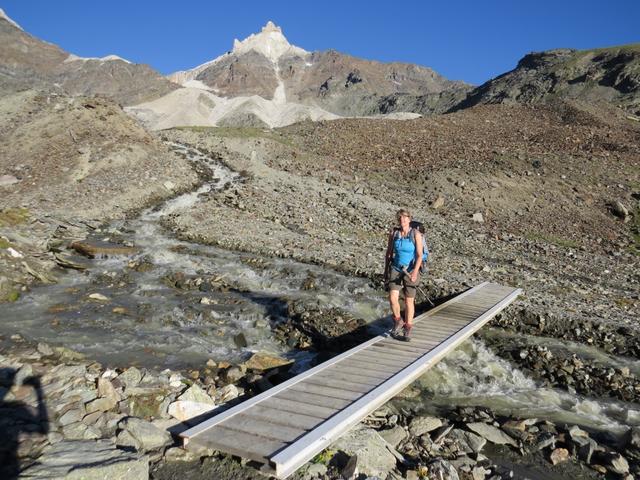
[{"xmin": 388, "ymin": 268, "xmax": 420, "ymax": 298}]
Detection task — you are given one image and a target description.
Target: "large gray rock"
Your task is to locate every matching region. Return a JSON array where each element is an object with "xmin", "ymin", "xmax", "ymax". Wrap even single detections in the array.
[
  {"xmin": 466, "ymin": 422, "xmax": 518, "ymax": 447},
  {"xmin": 177, "ymin": 384, "xmax": 214, "ymax": 404},
  {"xmin": 118, "ymin": 367, "xmax": 143, "ymax": 388},
  {"xmin": 409, "ymin": 416, "xmax": 443, "ymax": 437},
  {"xmin": 168, "ymin": 400, "xmax": 216, "ymax": 422},
  {"xmin": 378, "ymin": 425, "xmax": 408, "ymax": 448},
  {"xmin": 20, "ymin": 440, "xmax": 148, "ymax": 479},
  {"xmin": 118, "ymin": 417, "xmax": 172, "ymax": 452},
  {"xmin": 331, "ymin": 426, "xmax": 397, "ymax": 478},
  {"xmin": 448, "ymin": 428, "xmax": 486, "ymax": 453},
  {"xmin": 428, "ymin": 458, "xmax": 459, "ymax": 480}
]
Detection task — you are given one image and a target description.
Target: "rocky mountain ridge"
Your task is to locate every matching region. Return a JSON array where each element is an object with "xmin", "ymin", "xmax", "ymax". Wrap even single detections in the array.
[
  {"xmin": 450, "ymin": 45, "xmax": 640, "ymax": 115},
  {"xmin": 0, "ymin": 10, "xmax": 177, "ymax": 105}
]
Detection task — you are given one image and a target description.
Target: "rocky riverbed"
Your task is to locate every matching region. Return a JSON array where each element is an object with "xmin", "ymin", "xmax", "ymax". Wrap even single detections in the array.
[{"xmin": 1, "ymin": 101, "xmax": 639, "ymax": 479}]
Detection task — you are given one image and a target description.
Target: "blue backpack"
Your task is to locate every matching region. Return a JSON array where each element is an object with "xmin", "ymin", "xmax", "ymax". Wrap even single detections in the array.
[{"xmin": 394, "ymin": 221, "xmax": 429, "ymax": 273}]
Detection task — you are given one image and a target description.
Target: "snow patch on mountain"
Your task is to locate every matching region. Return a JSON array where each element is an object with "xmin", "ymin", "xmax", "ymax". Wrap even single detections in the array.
[
  {"xmin": 0, "ymin": 8, "xmax": 22, "ymax": 30},
  {"xmin": 125, "ymin": 86, "xmax": 338, "ymax": 130},
  {"xmin": 64, "ymin": 54, "xmax": 132, "ymax": 64}
]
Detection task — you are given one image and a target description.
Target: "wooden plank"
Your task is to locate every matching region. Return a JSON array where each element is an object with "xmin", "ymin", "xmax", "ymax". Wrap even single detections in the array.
[
  {"xmin": 367, "ymin": 345, "xmax": 422, "ymax": 361},
  {"xmin": 375, "ymin": 340, "xmax": 435, "ymax": 355},
  {"xmin": 193, "ymin": 425, "xmax": 286, "ymax": 463},
  {"xmin": 410, "ymin": 330, "xmax": 452, "ymax": 341},
  {"xmin": 276, "ymin": 389, "xmax": 352, "ymax": 410},
  {"xmin": 260, "ymin": 397, "xmax": 337, "ymax": 419},
  {"xmin": 289, "ymin": 382, "xmax": 364, "ymax": 401},
  {"xmin": 351, "ymin": 351, "xmax": 414, "ymax": 368},
  {"xmin": 381, "ymin": 338, "xmax": 439, "ymax": 351},
  {"xmin": 221, "ymin": 413, "xmax": 308, "ymax": 442},
  {"xmin": 304, "ymin": 375, "xmax": 376, "ymax": 394},
  {"xmin": 336, "ymin": 358, "xmax": 402, "ymax": 376},
  {"xmin": 269, "ymin": 285, "xmax": 522, "ymax": 478},
  {"xmin": 320, "ymin": 366, "xmax": 389, "ymax": 383},
  {"xmin": 313, "ymin": 369, "xmax": 386, "ymax": 386},
  {"xmin": 426, "ymin": 316, "xmax": 474, "ymax": 326},
  {"xmin": 245, "ymin": 405, "xmax": 325, "ymax": 430},
  {"xmin": 412, "ymin": 324, "xmax": 462, "ymax": 334}
]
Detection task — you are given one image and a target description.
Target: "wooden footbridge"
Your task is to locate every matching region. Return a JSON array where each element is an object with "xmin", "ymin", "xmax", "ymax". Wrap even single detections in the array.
[{"xmin": 181, "ymin": 282, "xmax": 521, "ymax": 478}]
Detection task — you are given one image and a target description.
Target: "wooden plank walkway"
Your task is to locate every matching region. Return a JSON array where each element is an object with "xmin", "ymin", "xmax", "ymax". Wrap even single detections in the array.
[{"xmin": 180, "ymin": 281, "xmax": 521, "ymax": 478}]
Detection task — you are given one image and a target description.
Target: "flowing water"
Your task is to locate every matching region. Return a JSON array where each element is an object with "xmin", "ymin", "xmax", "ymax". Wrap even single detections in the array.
[
  {"xmin": 0, "ymin": 143, "xmax": 388, "ymax": 368},
  {"xmin": 1, "ymin": 142, "xmax": 636, "ymax": 435}
]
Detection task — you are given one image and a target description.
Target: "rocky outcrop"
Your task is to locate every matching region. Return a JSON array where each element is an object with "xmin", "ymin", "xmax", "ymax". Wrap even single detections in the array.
[
  {"xmin": 0, "ymin": 11, "xmax": 176, "ymax": 104},
  {"xmin": 20, "ymin": 440, "xmax": 148, "ymax": 479},
  {"xmin": 163, "ymin": 21, "xmax": 469, "ymax": 123},
  {"xmin": 451, "ymin": 44, "xmax": 640, "ymax": 115}
]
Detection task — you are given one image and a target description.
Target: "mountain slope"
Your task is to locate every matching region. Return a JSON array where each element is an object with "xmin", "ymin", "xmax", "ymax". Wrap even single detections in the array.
[
  {"xmin": 133, "ymin": 21, "xmax": 468, "ymax": 129},
  {"xmin": 452, "ymin": 45, "xmax": 640, "ymax": 115},
  {"xmin": 0, "ymin": 9, "xmax": 177, "ymax": 104}
]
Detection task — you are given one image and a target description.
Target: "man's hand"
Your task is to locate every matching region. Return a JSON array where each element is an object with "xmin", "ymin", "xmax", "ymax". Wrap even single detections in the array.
[{"xmin": 409, "ymin": 270, "xmax": 418, "ymax": 283}]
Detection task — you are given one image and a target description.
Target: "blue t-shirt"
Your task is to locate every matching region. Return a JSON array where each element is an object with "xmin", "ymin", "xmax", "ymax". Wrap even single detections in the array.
[{"xmin": 392, "ymin": 233, "xmax": 416, "ymax": 270}]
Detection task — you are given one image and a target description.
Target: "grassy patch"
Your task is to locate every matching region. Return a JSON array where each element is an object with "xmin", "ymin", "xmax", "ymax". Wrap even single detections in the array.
[
  {"xmin": 6, "ymin": 290, "xmax": 20, "ymax": 302},
  {"xmin": 0, "ymin": 208, "xmax": 30, "ymax": 227},
  {"xmin": 311, "ymin": 449, "xmax": 336, "ymax": 465},
  {"xmin": 0, "ymin": 238, "xmax": 11, "ymax": 249},
  {"xmin": 525, "ymin": 232, "xmax": 581, "ymax": 249}
]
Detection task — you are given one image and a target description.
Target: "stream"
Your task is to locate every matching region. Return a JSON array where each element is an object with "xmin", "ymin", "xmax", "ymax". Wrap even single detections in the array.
[{"xmin": 1, "ymin": 141, "xmax": 637, "ymax": 437}]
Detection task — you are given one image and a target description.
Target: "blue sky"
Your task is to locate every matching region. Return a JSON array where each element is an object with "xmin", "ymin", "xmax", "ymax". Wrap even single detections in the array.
[{"xmin": 3, "ymin": 1, "xmax": 639, "ymax": 85}]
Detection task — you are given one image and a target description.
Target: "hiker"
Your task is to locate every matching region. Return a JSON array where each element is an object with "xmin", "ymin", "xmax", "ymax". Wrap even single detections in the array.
[{"xmin": 384, "ymin": 208, "xmax": 423, "ymax": 341}]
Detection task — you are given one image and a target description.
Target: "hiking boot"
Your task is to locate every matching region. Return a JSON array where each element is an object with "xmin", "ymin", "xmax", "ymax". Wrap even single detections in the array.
[
  {"xmin": 400, "ymin": 324, "xmax": 413, "ymax": 342},
  {"xmin": 391, "ymin": 317, "xmax": 403, "ymax": 337}
]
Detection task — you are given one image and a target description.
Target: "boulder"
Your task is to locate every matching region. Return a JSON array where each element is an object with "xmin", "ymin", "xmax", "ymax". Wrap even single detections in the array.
[
  {"xmin": 85, "ymin": 396, "xmax": 117, "ymax": 414},
  {"xmin": 377, "ymin": 425, "xmax": 407, "ymax": 448},
  {"xmin": 243, "ymin": 352, "xmax": 292, "ymax": 371},
  {"xmin": 409, "ymin": 416, "xmax": 443, "ymax": 437},
  {"xmin": 611, "ymin": 201, "xmax": 629, "ymax": 220},
  {"xmin": 20, "ymin": 440, "xmax": 148, "ymax": 479},
  {"xmin": 119, "ymin": 367, "xmax": 144, "ymax": 388},
  {"xmin": 608, "ymin": 453, "xmax": 630, "ymax": 475},
  {"xmin": 431, "ymin": 195, "xmax": 445, "ymax": 209},
  {"xmin": 118, "ymin": 417, "xmax": 172, "ymax": 452},
  {"xmin": 448, "ymin": 428, "xmax": 486, "ymax": 453},
  {"xmin": 550, "ymin": 448, "xmax": 569, "ymax": 465},
  {"xmin": 471, "ymin": 212, "xmax": 484, "ymax": 223},
  {"xmin": 97, "ymin": 378, "xmax": 121, "ymax": 404},
  {"xmin": 168, "ymin": 400, "xmax": 216, "ymax": 422},
  {"xmin": 331, "ymin": 426, "xmax": 397, "ymax": 478},
  {"xmin": 177, "ymin": 384, "xmax": 214, "ymax": 404},
  {"xmin": 466, "ymin": 423, "xmax": 517, "ymax": 447},
  {"xmin": 0, "ymin": 174, "xmax": 20, "ymax": 186},
  {"xmin": 427, "ymin": 458, "xmax": 459, "ymax": 480},
  {"xmin": 71, "ymin": 240, "xmax": 139, "ymax": 258}
]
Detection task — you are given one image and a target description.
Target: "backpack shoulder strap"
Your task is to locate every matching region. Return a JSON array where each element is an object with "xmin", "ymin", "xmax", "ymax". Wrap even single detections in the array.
[{"xmin": 409, "ymin": 227, "xmax": 417, "ymax": 245}]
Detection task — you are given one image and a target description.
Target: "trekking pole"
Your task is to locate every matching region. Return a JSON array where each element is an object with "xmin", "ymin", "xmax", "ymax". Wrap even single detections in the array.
[{"xmin": 402, "ymin": 267, "xmax": 435, "ymax": 307}]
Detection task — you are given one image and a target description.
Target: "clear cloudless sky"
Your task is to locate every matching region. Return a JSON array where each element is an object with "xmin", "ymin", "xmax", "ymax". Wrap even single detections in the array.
[{"xmin": 3, "ymin": 0, "xmax": 639, "ymax": 85}]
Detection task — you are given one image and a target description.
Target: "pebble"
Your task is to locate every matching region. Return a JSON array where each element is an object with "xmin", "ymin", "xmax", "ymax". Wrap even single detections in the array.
[
  {"xmin": 88, "ymin": 293, "xmax": 109, "ymax": 302},
  {"xmin": 550, "ymin": 447, "xmax": 569, "ymax": 464}
]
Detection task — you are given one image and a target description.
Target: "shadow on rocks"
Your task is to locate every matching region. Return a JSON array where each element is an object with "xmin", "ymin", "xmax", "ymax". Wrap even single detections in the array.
[{"xmin": 0, "ymin": 367, "xmax": 49, "ymax": 479}]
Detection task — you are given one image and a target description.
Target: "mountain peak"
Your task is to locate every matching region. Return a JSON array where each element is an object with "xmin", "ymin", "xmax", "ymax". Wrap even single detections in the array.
[
  {"xmin": 0, "ymin": 8, "xmax": 23, "ymax": 30},
  {"xmin": 261, "ymin": 21, "xmax": 281, "ymax": 34},
  {"xmin": 232, "ymin": 21, "xmax": 308, "ymax": 63}
]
